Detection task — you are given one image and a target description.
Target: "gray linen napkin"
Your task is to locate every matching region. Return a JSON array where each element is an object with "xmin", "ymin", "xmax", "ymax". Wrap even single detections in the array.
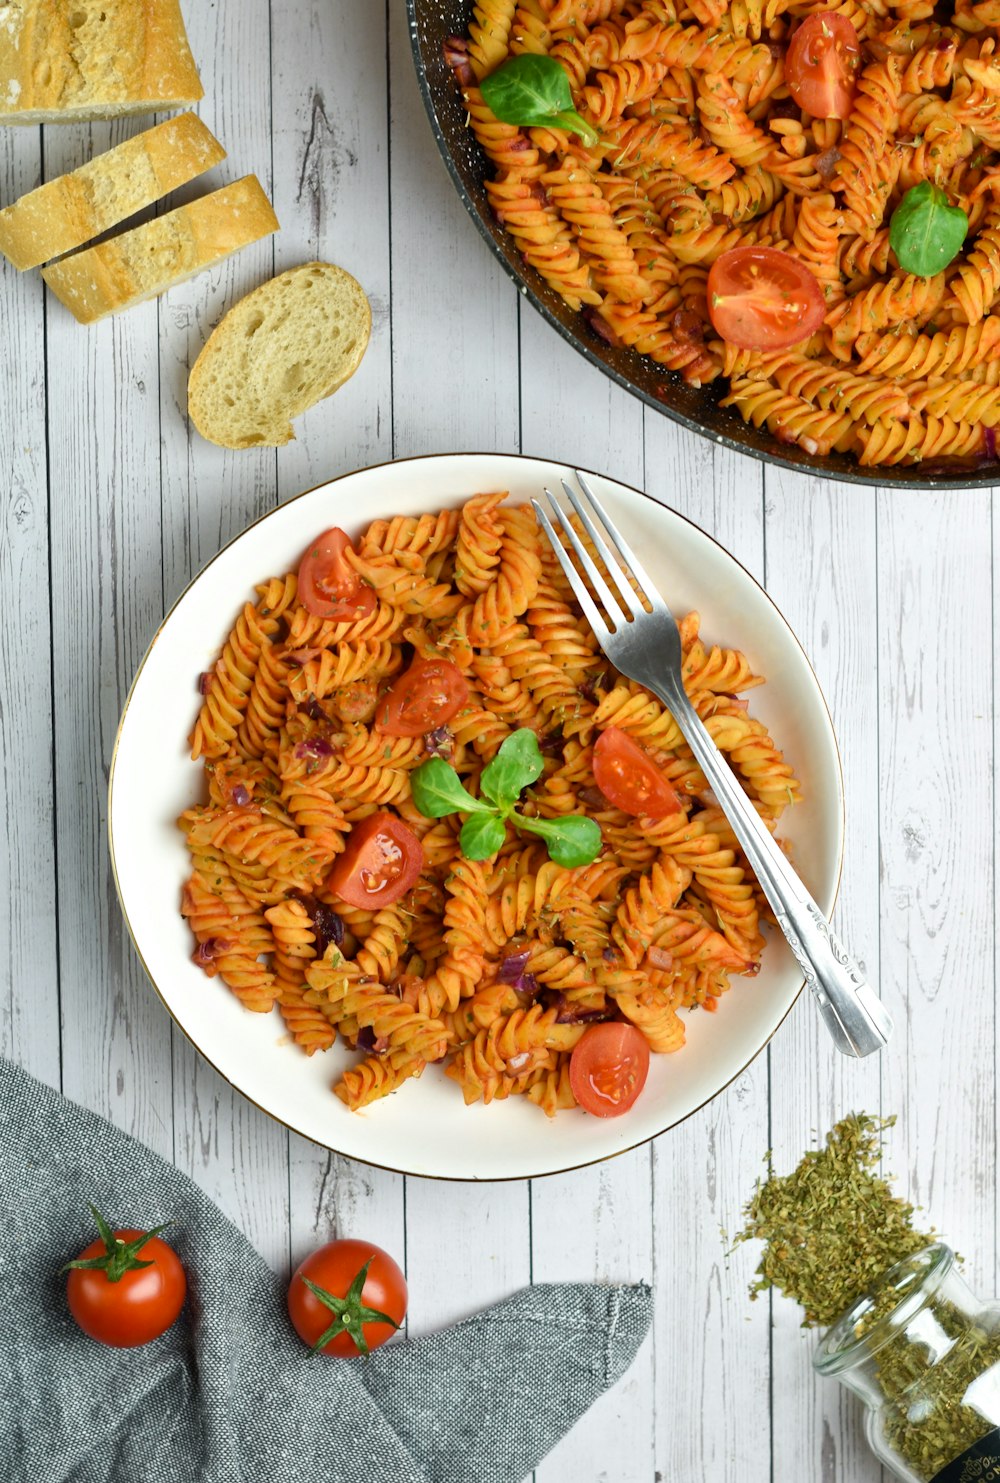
[{"xmin": 0, "ymin": 1058, "xmax": 652, "ymax": 1483}]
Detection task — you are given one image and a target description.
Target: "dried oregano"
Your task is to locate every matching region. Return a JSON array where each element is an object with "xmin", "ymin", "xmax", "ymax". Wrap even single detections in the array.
[
  {"xmin": 737, "ymin": 1115, "xmax": 1000, "ymax": 1480},
  {"xmin": 735, "ymin": 1113, "xmax": 932, "ymax": 1327}
]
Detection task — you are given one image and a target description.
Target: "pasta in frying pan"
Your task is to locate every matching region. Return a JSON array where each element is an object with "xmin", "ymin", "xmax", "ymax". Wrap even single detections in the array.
[{"xmin": 447, "ymin": 0, "xmax": 1000, "ymax": 469}]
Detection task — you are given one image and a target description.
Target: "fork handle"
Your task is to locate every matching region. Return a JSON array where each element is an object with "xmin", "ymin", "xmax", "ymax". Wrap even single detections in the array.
[{"xmin": 649, "ymin": 678, "xmax": 892, "ymax": 1058}]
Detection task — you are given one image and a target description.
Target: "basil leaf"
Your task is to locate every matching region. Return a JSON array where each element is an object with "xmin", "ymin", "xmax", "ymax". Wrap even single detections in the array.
[
  {"xmin": 479, "ymin": 55, "xmax": 599, "ymax": 147},
  {"xmin": 460, "ymin": 812, "xmax": 508, "ymax": 861},
  {"xmin": 889, "ymin": 182, "xmax": 968, "ymax": 278},
  {"xmin": 410, "ymin": 757, "xmax": 492, "ymax": 819},
  {"xmin": 480, "ymin": 728, "xmax": 545, "ymax": 809},
  {"xmin": 516, "ymin": 813, "xmax": 602, "ymax": 868}
]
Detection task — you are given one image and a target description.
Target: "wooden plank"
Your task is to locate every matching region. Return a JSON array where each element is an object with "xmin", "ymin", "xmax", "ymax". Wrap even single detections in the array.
[
  {"xmin": 46, "ymin": 119, "xmax": 175, "ymax": 1155},
  {"xmin": 995, "ymin": 492, "xmax": 1000, "ymax": 1304},
  {"xmin": 271, "ymin": 0, "xmax": 394, "ymax": 501},
  {"xmin": 643, "ymin": 427, "xmax": 772, "ymax": 1482},
  {"xmin": 530, "ymin": 1148, "xmax": 655, "ymax": 1483},
  {"xmin": 271, "ymin": 0, "xmax": 406, "ymax": 1276},
  {"xmin": 877, "ymin": 491, "xmax": 994, "ymax": 1282},
  {"xmin": 387, "ymin": 0, "xmax": 519, "ymax": 456},
  {"xmin": 0, "ymin": 128, "xmax": 59, "ymax": 1086},
  {"xmin": 404, "ymin": 1175, "xmax": 532, "ymax": 1334},
  {"xmin": 764, "ymin": 473, "xmax": 882, "ymax": 1482},
  {"xmin": 158, "ymin": 0, "xmax": 291, "ymax": 1270}
]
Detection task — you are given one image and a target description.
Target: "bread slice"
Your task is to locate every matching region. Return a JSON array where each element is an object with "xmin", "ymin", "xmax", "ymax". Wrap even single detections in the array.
[
  {"xmin": 42, "ymin": 176, "xmax": 278, "ymax": 324},
  {"xmin": 0, "ymin": 114, "xmax": 225, "ymax": 272},
  {"xmin": 0, "ymin": 0, "xmax": 202, "ymax": 125},
  {"xmin": 187, "ymin": 262, "xmax": 372, "ymax": 448}
]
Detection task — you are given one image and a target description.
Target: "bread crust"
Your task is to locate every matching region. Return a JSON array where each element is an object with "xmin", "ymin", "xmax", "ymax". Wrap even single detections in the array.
[
  {"xmin": 41, "ymin": 176, "xmax": 278, "ymax": 324},
  {"xmin": 0, "ymin": 0, "xmax": 203, "ymax": 124},
  {"xmin": 0, "ymin": 114, "xmax": 225, "ymax": 271}
]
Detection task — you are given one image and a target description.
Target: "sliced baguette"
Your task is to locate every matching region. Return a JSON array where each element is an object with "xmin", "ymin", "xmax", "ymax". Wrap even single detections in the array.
[
  {"xmin": 0, "ymin": 0, "xmax": 202, "ymax": 125},
  {"xmin": 42, "ymin": 176, "xmax": 278, "ymax": 324},
  {"xmin": 187, "ymin": 262, "xmax": 372, "ymax": 448},
  {"xmin": 0, "ymin": 114, "xmax": 225, "ymax": 271}
]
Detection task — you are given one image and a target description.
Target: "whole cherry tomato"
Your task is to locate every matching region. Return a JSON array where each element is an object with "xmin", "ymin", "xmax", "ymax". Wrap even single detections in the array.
[
  {"xmin": 592, "ymin": 727, "xmax": 683, "ymax": 818},
  {"xmin": 64, "ymin": 1206, "xmax": 186, "ymax": 1348},
  {"xmin": 287, "ymin": 1238, "xmax": 408, "ymax": 1357},
  {"xmin": 707, "ymin": 247, "xmax": 826, "ymax": 351},
  {"xmin": 569, "ymin": 1023, "xmax": 651, "ymax": 1118},
  {"xmin": 326, "ymin": 812, "xmax": 424, "ymax": 908},
  {"xmin": 297, "ymin": 528, "xmax": 376, "ymax": 620},
  {"xmin": 376, "ymin": 658, "xmax": 469, "ymax": 737}
]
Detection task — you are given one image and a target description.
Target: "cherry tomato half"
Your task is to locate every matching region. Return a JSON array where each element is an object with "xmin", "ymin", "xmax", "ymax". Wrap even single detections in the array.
[
  {"xmin": 707, "ymin": 246, "xmax": 826, "ymax": 351},
  {"xmin": 66, "ymin": 1227, "xmax": 186, "ymax": 1348},
  {"xmin": 327, "ymin": 812, "xmax": 424, "ymax": 908},
  {"xmin": 376, "ymin": 658, "xmax": 470, "ymax": 738},
  {"xmin": 287, "ymin": 1238, "xmax": 408, "ymax": 1357},
  {"xmin": 786, "ymin": 14, "xmax": 860, "ymax": 121},
  {"xmin": 569, "ymin": 1023, "xmax": 651, "ymax": 1118},
  {"xmin": 592, "ymin": 727, "xmax": 683, "ymax": 819},
  {"xmin": 297, "ymin": 528, "xmax": 376, "ymax": 621}
]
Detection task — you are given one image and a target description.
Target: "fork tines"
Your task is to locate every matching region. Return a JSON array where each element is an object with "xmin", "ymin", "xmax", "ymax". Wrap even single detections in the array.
[{"xmin": 530, "ymin": 471, "xmax": 658, "ymax": 635}]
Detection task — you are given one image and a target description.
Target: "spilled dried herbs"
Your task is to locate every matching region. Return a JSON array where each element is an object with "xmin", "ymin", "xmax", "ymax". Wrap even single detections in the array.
[
  {"xmin": 736, "ymin": 1113, "xmax": 932, "ymax": 1327},
  {"xmin": 739, "ymin": 1114, "xmax": 1000, "ymax": 1482}
]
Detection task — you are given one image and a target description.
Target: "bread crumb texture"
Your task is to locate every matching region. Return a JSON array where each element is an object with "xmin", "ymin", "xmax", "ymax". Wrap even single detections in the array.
[
  {"xmin": 0, "ymin": 0, "xmax": 202, "ymax": 123},
  {"xmin": 187, "ymin": 262, "xmax": 372, "ymax": 448}
]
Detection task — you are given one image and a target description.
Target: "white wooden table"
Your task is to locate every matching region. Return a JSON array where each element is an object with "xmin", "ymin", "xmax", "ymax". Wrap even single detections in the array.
[{"xmin": 2, "ymin": 3, "xmax": 996, "ymax": 1479}]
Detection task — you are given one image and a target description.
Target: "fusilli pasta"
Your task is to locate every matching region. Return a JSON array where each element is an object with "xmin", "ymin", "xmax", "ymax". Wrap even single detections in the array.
[
  {"xmin": 447, "ymin": 0, "xmax": 1000, "ymax": 467},
  {"xmin": 179, "ymin": 495, "xmax": 800, "ymax": 1116}
]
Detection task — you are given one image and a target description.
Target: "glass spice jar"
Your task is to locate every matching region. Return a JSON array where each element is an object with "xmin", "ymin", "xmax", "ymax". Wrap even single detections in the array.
[{"xmin": 814, "ymin": 1244, "xmax": 1000, "ymax": 1482}]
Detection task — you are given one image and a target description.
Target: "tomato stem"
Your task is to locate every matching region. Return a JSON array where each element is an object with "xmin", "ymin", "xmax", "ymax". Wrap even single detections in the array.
[
  {"xmin": 301, "ymin": 1257, "xmax": 401, "ymax": 1356},
  {"xmin": 61, "ymin": 1205, "xmax": 170, "ymax": 1284}
]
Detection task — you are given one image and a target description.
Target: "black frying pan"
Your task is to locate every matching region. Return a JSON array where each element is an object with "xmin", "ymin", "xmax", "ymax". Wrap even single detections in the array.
[{"xmin": 405, "ymin": 0, "xmax": 999, "ymax": 489}]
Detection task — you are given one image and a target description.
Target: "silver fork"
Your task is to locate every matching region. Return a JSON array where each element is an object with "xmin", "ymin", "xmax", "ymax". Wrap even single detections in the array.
[{"xmin": 532, "ymin": 471, "xmax": 892, "ymax": 1058}]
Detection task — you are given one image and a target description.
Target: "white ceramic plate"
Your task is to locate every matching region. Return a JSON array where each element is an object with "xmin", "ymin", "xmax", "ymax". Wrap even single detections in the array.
[{"xmin": 110, "ymin": 453, "xmax": 843, "ymax": 1180}]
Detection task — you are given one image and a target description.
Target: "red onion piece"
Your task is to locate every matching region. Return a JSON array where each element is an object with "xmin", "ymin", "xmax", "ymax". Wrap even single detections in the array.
[
  {"xmin": 498, "ymin": 951, "xmax": 531, "ymax": 984},
  {"xmin": 815, "ymin": 146, "xmax": 843, "ymax": 183},
  {"xmin": 442, "ymin": 35, "xmax": 475, "ymax": 86},
  {"xmin": 231, "ymin": 783, "xmax": 251, "ymax": 808},
  {"xmin": 294, "ymin": 736, "xmax": 333, "ymax": 760},
  {"xmin": 312, "ymin": 904, "xmax": 345, "ymax": 955},
  {"xmin": 671, "ymin": 308, "xmax": 705, "ymax": 345},
  {"xmin": 297, "ymin": 697, "xmax": 327, "ymax": 723},
  {"xmin": 424, "ymin": 725, "xmax": 454, "ymax": 759},
  {"xmin": 357, "ymin": 1026, "xmax": 390, "ymax": 1056},
  {"xmin": 579, "ymin": 785, "xmax": 612, "ymax": 811},
  {"xmin": 193, "ymin": 937, "xmax": 234, "ymax": 967},
  {"xmin": 646, "ymin": 946, "xmax": 675, "ymax": 971},
  {"xmin": 579, "ymin": 672, "xmax": 610, "ymax": 704},
  {"xmin": 583, "ymin": 307, "xmax": 622, "ymax": 347},
  {"xmin": 286, "ymin": 647, "xmax": 323, "ymax": 666},
  {"xmin": 497, "ymin": 950, "xmax": 540, "ymax": 996},
  {"xmin": 767, "ymin": 90, "xmax": 797, "ymax": 115},
  {"xmin": 547, "ymin": 993, "xmax": 616, "ymax": 1025}
]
